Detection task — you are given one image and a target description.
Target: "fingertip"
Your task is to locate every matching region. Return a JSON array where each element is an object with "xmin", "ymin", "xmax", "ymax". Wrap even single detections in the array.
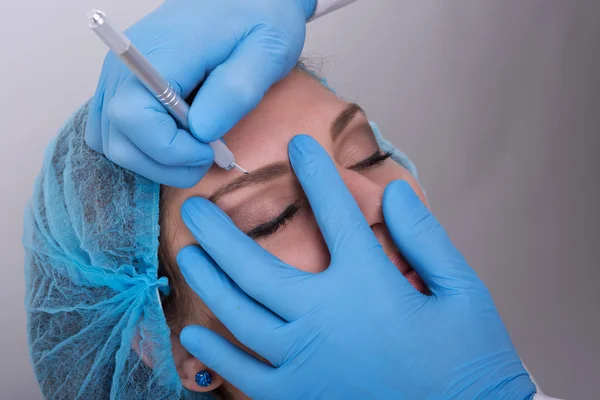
[
  {"xmin": 174, "ymin": 165, "xmax": 211, "ymax": 189},
  {"xmin": 383, "ymin": 180, "xmax": 430, "ymax": 235},
  {"xmin": 288, "ymin": 134, "xmax": 327, "ymax": 172},
  {"xmin": 288, "ymin": 134, "xmax": 319, "ymax": 153},
  {"xmin": 179, "ymin": 326, "xmax": 232, "ymax": 370},
  {"xmin": 384, "ymin": 179, "xmax": 414, "ymax": 195},
  {"xmin": 182, "ymin": 196, "xmax": 232, "ymax": 221},
  {"xmin": 183, "ymin": 140, "xmax": 215, "ymax": 167},
  {"xmin": 383, "ymin": 180, "xmax": 421, "ymax": 210},
  {"xmin": 181, "ymin": 197, "xmax": 209, "ymax": 218},
  {"xmin": 176, "ymin": 245, "xmax": 201, "ymax": 269},
  {"xmin": 187, "ymin": 106, "xmax": 221, "ymax": 143},
  {"xmin": 180, "ymin": 197, "xmax": 229, "ymax": 241},
  {"xmin": 188, "ymin": 71, "xmax": 258, "ymax": 143},
  {"xmin": 180, "ymin": 325, "xmax": 265, "ymax": 390},
  {"xmin": 180, "ymin": 197, "xmax": 205, "ymax": 228},
  {"xmin": 180, "ymin": 325, "xmax": 205, "ymax": 350}
]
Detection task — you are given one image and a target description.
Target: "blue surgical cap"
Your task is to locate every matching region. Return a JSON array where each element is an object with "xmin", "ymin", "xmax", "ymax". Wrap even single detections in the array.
[{"xmin": 23, "ymin": 100, "xmax": 418, "ymax": 399}]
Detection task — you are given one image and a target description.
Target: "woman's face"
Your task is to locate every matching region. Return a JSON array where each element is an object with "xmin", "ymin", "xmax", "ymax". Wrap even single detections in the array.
[{"xmin": 161, "ymin": 69, "xmax": 428, "ymax": 393}]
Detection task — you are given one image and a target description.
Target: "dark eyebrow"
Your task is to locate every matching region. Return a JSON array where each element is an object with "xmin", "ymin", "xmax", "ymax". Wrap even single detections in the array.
[
  {"xmin": 330, "ymin": 103, "xmax": 365, "ymax": 141},
  {"xmin": 208, "ymin": 103, "xmax": 364, "ymax": 203},
  {"xmin": 208, "ymin": 162, "xmax": 291, "ymax": 203}
]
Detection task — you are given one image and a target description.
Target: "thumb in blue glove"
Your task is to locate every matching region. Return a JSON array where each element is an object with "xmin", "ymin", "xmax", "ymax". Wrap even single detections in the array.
[
  {"xmin": 85, "ymin": 0, "xmax": 316, "ymax": 187},
  {"xmin": 177, "ymin": 135, "xmax": 537, "ymax": 399}
]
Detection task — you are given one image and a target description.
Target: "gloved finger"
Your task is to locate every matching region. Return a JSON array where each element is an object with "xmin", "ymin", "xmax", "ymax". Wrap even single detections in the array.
[
  {"xmin": 107, "ymin": 77, "xmax": 215, "ymax": 167},
  {"xmin": 181, "ymin": 197, "xmax": 319, "ymax": 321},
  {"xmin": 104, "ymin": 126, "xmax": 209, "ymax": 188},
  {"xmin": 84, "ymin": 88, "xmax": 105, "ymax": 153},
  {"xmin": 178, "ymin": 245, "xmax": 294, "ymax": 365},
  {"xmin": 85, "ymin": 52, "xmax": 123, "ymax": 154},
  {"xmin": 95, "ymin": 52, "xmax": 134, "ymax": 156},
  {"xmin": 288, "ymin": 135, "xmax": 380, "ymax": 259},
  {"xmin": 188, "ymin": 28, "xmax": 295, "ymax": 143},
  {"xmin": 180, "ymin": 325, "xmax": 273, "ymax": 399},
  {"xmin": 382, "ymin": 180, "xmax": 480, "ymax": 294}
]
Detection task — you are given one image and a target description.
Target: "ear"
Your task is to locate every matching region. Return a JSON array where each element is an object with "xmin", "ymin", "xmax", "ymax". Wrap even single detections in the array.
[
  {"xmin": 170, "ymin": 330, "xmax": 224, "ymax": 392},
  {"xmin": 131, "ymin": 327, "xmax": 224, "ymax": 392}
]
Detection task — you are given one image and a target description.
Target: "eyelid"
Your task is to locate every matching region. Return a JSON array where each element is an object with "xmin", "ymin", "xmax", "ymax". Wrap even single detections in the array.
[{"xmin": 245, "ymin": 200, "xmax": 302, "ymax": 239}]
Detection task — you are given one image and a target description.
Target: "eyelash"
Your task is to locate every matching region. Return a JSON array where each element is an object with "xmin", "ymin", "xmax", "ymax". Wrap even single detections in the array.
[
  {"xmin": 246, "ymin": 150, "xmax": 392, "ymax": 240},
  {"xmin": 246, "ymin": 201, "xmax": 302, "ymax": 239},
  {"xmin": 350, "ymin": 150, "xmax": 393, "ymax": 171}
]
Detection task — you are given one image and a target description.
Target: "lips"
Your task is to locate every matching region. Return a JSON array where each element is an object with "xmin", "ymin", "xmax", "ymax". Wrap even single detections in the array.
[{"xmin": 387, "ymin": 251, "xmax": 427, "ymax": 293}]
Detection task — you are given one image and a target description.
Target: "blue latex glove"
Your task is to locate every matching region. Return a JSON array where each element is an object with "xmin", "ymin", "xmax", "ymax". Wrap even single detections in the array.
[
  {"xmin": 177, "ymin": 135, "xmax": 537, "ymax": 399},
  {"xmin": 85, "ymin": 0, "xmax": 315, "ymax": 188}
]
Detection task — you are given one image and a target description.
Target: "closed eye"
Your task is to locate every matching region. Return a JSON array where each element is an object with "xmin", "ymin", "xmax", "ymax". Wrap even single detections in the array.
[
  {"xmin": 350, "ymin": 150, "xmax": 393, "ymax": 171},
  {"xmin": 245, "ymin": 150, "xmax": 392, "ymax": 239}
]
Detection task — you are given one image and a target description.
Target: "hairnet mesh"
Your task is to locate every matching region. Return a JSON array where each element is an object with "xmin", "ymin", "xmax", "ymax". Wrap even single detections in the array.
[
  {"xmin": 22, "ymin": 102, "xmax": 204, "ymax": 399},
  {"xmin": 23, "ymin": 99, "xmax": 418, "ymax": 399}
]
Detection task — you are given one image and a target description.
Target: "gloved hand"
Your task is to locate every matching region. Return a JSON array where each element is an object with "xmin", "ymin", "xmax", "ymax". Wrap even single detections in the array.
[
  {"xmin": 85, "ymin": 0, "xmax": 316, "ymax": 187},
  {"xmin": 177, "ymin": 135, "xmax": 537, "ymax": 399}
]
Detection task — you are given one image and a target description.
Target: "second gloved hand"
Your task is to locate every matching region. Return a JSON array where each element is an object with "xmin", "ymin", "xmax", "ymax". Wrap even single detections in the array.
[
  {"xmin": 85, "ymin": 0, "xmax": 316, "ymax": 187},
  {"xmin": 177, "ymin": 135, "xmax": 537, "ymax": 399}
]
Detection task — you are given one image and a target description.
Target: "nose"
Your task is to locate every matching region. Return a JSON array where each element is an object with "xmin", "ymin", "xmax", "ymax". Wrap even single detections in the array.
[{"xmin": 337, "ymin": 168, "xmax": 385, "ymax": 228}]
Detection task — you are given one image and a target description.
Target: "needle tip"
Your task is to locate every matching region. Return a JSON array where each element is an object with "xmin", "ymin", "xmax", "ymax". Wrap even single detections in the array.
[{"xmin": 233, "ymin": 163, "xmax": 249, "ymax": 174}]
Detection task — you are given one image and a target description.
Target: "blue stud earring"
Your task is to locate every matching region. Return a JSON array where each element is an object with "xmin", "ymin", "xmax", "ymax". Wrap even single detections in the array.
[{"xmin": 195, "ymin": 370, "xmax": 213, "ymax": 387}]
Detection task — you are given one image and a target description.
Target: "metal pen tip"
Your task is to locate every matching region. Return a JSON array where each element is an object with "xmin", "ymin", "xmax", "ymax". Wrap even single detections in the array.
[
  {"xmin": 87, "ymin": 9, "xmax": 105, "ymax": 27},
  {"xmin": 233, "ymin": 163, "xmax": 249, "ymax": 174}
]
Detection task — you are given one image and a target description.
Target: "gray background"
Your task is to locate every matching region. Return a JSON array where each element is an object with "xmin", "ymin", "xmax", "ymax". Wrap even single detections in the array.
[{"xmin": 1, "ymin": 0, "xmax": 598, "ymax": 398}]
